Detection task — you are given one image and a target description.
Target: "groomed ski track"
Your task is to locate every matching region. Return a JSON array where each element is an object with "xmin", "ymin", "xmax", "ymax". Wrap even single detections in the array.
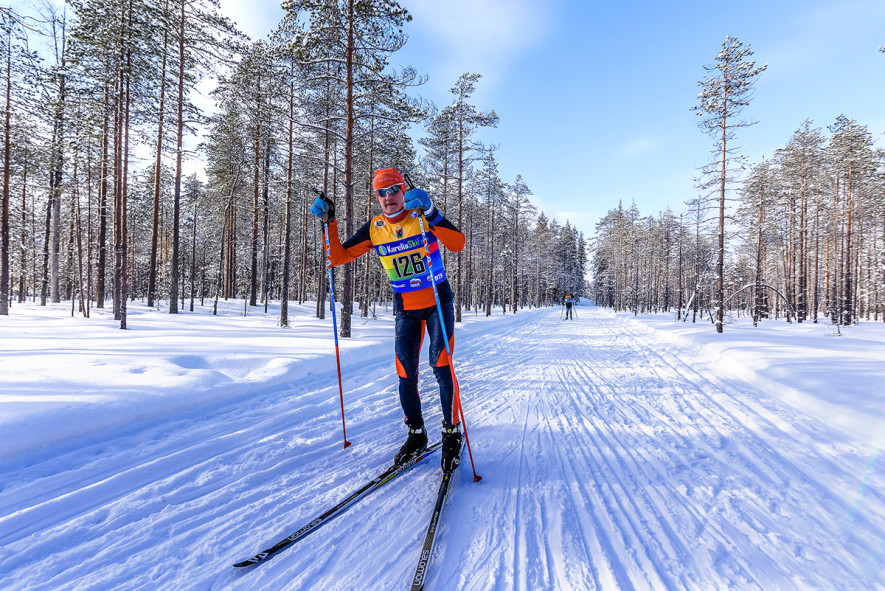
[{"xmin": 1, "ymin": 305, "xmax": 883, "ymax": 590}]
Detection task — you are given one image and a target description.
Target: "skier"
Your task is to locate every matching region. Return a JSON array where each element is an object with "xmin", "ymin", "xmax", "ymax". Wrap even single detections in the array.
[
  {"xmin": 564, "ymin": 292, "xmax": 575, "ymax": 320},
  {"xmin": 310, "ymin": 168, "xmax": 465, "ymax": 472}
]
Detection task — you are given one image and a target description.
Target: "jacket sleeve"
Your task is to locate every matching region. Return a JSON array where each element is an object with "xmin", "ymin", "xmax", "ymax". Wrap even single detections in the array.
[
  {"xmin": 323, "ymin": 219, "xmax": 374, "ymax": 266},
  {"xmin": 427, "ymin": 212, "xmax": 465, "ymax": 253}
]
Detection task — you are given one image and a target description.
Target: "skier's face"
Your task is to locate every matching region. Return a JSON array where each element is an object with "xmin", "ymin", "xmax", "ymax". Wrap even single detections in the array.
[{"xmin": 375, "ymin": 184, "xmax": 405, "ymax": 215}]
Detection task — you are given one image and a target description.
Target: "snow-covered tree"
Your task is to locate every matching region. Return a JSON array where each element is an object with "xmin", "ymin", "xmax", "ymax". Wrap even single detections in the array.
[{"xmin": 692, "ymin": 35, "xmax": 766, "ymax": 333}]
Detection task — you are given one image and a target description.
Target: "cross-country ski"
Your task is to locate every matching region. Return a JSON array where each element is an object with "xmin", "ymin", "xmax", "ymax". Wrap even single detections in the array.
[{"xmin": 234, "ymin": 442, "xmax": 443, "ymax": 568}]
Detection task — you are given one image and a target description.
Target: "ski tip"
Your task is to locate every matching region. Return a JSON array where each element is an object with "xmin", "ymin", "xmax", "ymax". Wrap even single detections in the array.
[{"xmin": 234, "ymin": 551, "xmax": 270, "ymax": 567}]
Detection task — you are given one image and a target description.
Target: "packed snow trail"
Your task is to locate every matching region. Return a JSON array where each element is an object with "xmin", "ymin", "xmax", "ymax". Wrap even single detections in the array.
[{"xmin": 1, "ymin": 304, "xmax": 883, "ymax": 590}]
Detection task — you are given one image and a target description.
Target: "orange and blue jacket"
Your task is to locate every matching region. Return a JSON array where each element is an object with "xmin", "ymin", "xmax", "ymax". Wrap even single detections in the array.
[{"xmin": 323, "ymin": 208, "xmax": 465, "ymax": 311}]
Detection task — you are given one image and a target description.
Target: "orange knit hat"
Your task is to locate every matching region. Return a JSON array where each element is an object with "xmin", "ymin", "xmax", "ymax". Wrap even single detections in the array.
[{"xmin": 373, "ymin": 168, "xmax": 405, "ymax": 191}]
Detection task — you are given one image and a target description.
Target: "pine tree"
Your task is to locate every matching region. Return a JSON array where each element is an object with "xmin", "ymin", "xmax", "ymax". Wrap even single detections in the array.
[
  {"xmin": 780, "ymin": 120, "xmax": 825, "ymax": 322},
  {"xmin": 447, "ymin": 73, "xmax": 497, "ymax": 321},
  {"xmin": 739, "ymin": 159, "xmax": 777, "ymax": 324},
  {"xmin": 147, "ymin": 0, "xmax": 172, "ymax": 309},
  {"xmin": 827, "ymin": 115, "xmax": 875, "ymax": 325},
  {"xmin": 168, "ymin": 0, "xmax": 243, "ymax": 315},
  {"xmin": 473, "ymin": 147, "xmax": 504, "ymax": 316},
  {"xmin": 1, "ymin": 11, "xmax": 39, "ymax": 315},
  {"xmin": 507, "ymin": 174, "xmax": 533, "ymax": 313},
  {"xmin": 419, "ymin": 108, "xmax": 457, "ymax": 214},
  {"xmin": 692, "ymin": 35, "xmax": 766, "ymax": 333},
  {"xmin": 289, "ymin": 0, "xmax": 425, "ymax": 336}
]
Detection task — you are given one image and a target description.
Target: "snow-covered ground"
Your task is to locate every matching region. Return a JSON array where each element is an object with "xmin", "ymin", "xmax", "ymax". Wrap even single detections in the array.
[{"xmin": 1, "ymin": 300, "xmax": 883, "ymax": 590}]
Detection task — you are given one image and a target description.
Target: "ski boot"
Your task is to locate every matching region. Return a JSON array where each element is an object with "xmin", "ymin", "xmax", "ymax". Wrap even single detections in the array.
[
  {"xmin": 394, "ymin": 423, "xmax": 428, "ymax": 466},
  {"xmin": 440, "ymin": 420, "xmax": 463, "ymax": 472}
]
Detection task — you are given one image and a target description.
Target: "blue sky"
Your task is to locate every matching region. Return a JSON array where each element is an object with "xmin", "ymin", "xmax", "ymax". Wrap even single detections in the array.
[{"xmin": 228, "ymin": 0, "xmax": 885, "ymax": 237}]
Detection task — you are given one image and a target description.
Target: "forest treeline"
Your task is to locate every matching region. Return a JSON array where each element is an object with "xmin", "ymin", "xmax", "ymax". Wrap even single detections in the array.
[
  {"xmin": 592, "ymin": 37, "xmax": 884, "ymax": 329},
  {"xmin": 0, "ymin": 2, "xmax": 587, "ymax": 331},
  {"xmin": 591, "ymin": 116, "xmax": 885, "ymax": 326}
]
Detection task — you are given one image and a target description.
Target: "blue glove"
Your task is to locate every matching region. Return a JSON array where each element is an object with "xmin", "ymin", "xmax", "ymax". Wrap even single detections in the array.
[
  {"xmin": 404, "ymin": 188, "xmax": 434, "ymax": 215},
  {"xmin": 309, "ymin": 192, "xmax": 335, "ymax": 222}
]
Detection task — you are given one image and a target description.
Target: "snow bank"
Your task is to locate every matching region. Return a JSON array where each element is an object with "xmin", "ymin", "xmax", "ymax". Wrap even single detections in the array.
[{"xmin": 618, "ymin": 311, "xmax": 885, "ymax": 448}]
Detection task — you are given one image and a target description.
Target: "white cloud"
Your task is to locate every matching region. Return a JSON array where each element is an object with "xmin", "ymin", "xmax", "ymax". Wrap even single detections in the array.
[
  {"xmin": 408, "ymin": 0, "xmax": 546, "ymax": 49},
  {"xmin": 405, "ymin": 0, "xmax": 554, "ymax": 91},
  {"xmin": 616, "ymin": 136, "xmax": 662, "ymax": 157},
  {"xmin": 554, "ymin": 210, "xmax": 596, "ymax": 233},
  {"xmin": 525, "ymin": 192, "xmax": 597, "ymax": 239},
  {"xmin": 761, "ymin": 0, "xmax": 885, "ymax": 78}
]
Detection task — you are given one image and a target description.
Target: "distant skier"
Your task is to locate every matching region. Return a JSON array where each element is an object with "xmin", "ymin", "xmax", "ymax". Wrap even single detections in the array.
[
  {"xmin": 310, "ymin": 168, "xmax": 466, "ymax": 472},
  {"xmin": 564, "ymin": 292, "xmax": 575, "ymax": 320}
]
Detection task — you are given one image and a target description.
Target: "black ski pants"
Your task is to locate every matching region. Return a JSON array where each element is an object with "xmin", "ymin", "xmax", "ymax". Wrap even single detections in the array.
[{"xmin": 394, "ymin": 299, "xmax": 456, "ymax": 427}]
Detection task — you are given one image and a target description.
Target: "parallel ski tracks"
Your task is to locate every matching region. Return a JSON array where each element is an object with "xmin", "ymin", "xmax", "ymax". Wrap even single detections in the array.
[
  {"xmin": 564, "ymin": 328, "xmax": 782, "ymax": 587},
  {"xmin": 539, "ymin": 323, "xmax": 711, "ymax": 589},
  {"xmin": 542, "ymin": 310, "xmax": 884, "ymax": 588}
]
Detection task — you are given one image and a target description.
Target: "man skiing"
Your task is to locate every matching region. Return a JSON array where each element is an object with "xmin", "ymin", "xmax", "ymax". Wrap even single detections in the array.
[
  {"xmin": 564, "ymin": 292, "xmax": 575, "ymax": 320},
  {"xmin": 310, "ymin": 168, "xmax": 465, "ymax": 472}
]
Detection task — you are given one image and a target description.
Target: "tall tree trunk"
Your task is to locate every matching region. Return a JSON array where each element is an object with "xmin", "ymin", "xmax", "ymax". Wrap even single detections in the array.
[
  {"xmin": 249, "ymin": 71, "xmax": 261, "ymax": 307},
  {"xmin": 455, "ymin": 116, "xmax": 463, "ymax": 322},
  {"xmin": 113, "ymin": 0, "xmax": 125, "ymax": 320},
  {"xmin": 798, "ymin": 174, "xmax": 808, "ymax": 321},
  {"xmin": 17, "ymin": 162, "xmax": 27, "ymax": 304},
  {"xmin": 85, "ymin": 151, "xmax": 91, "ymax": 316},
  {"xmin": 190, "ymin": 201, "xmax": 196, "ymax": 311},
  {"xmin": 0, "ymin": 31, "xmax": 10, "ymax": 316},
  {"xmin": 482, "ymin": 174, "xmax": 491, "ymax": 316},
  {"xmin": 148, "ymin": 9, "xmax": 168, "ymax": 308},
  {"xmin": 316, "ymin": 77, "xmax": 331, "ymax": 321},
  {"xmin": 843, "ymin": 167, "xmax": 853, "ymax": 325},
  {"xmin": 50, "ymin": 67, "xmax": 66, "ymax": 304},
  {"xmin": 169, "ymin": 0, "xmax": 185, "ymax": 314},
  {"xmin": 339, "ymin": 0, "xmax": 355, "ymax": 338},
  {"xmin": 361, "ymin": 107, "xmax": 374, "ymax": 318},
  {"xmin": 120, "ymin": 13, "xmax": 131, "ymax": 329},
  {"xmin": 45, "ymin": 53, "xmax": 67, "ymax": 306},
  {"xmin": 875, "ymin": 217, "xmax": 882, "ymax": 321},
  {"xmin": 112, "ymin": 77, "xmax": 122, "ymax": 319},
  {"xmin": 754, "ymin": 177, "xmax": 765, "ymax": 325},
  {"xmin": 486, "ymin": 197, "xmax": 495, "ymax": 316},
  {"xmin": 213, "ymin": 206, "xmax": 227, "ymax": 315},
  {"xmin": 281, "ymin": 74, "xmax": 294, "ymax": 327},
  {"xmin": 510, "ymin": 184, "xmax": 523, "ymax": 314},
  {"xmin": 73, "ymin": 161, "xmax": 86, "ymax": 316},
  {"xmin": 261, "ymin": 140, "xmax": 270, "ymax": 307},
  {"xmin": 716, "ymin": 106, "xmax": 726, "ymax": 333},
  {"xmin": 677, "ymin": 215, "xmax": 684, "ymax": 319},
  {"xmin": 299, "ymin": 190, "xmax": 307, "ymax": 304},
  {"xmin": 40, "ymin": 166, "xmax": 52, "ymax": 306},
  {"xmin": 96, "ymin": 84, "xmax": 110, "ymax": 307},
  {"xmin": 812, "ymin": 203, "xmax": 820, "ymax": 322}
]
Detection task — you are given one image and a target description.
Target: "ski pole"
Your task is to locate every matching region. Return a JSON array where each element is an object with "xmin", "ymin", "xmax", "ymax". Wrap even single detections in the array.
[
  {"xmin": 404, "ymin": 174, "xmax": 481, "ymax": 482},
  {"xmin": 317, "ymin": 190, "xmax": 351, "ymax": 450}
]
